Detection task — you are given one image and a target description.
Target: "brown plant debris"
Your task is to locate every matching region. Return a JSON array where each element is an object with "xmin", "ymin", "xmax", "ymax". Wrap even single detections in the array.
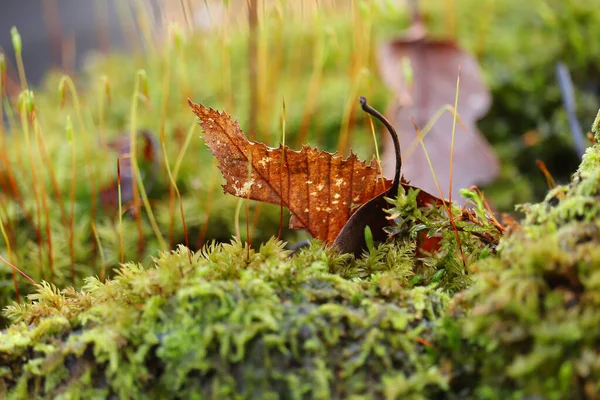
[{"xmin": 189, "ymin": 99, "xmax": 391, "ymax": 244}]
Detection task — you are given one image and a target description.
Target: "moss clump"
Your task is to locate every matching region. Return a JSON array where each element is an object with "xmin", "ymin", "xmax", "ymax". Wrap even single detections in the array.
[
  {"xmin": 1, "ymin": 239, "xmax": 454, "ymax": 399},
  {"xmin": 443, "ymin": 109, "xmax": 600, "ymax": 399}
]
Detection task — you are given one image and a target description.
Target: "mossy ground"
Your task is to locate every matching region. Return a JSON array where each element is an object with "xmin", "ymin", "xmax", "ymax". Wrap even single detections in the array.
[
  {"xmin": 0, "ymin": 240, "xmax": 452, "ymax": 399},
  {"xmin": 443, "ymin": 124, "xmax": 600, "ymax": 399}
]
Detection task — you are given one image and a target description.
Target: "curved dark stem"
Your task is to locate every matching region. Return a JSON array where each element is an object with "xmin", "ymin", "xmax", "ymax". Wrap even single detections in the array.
[{"xmin": 359, "ymin": 96, "xmax": 401, "ymax": 193}]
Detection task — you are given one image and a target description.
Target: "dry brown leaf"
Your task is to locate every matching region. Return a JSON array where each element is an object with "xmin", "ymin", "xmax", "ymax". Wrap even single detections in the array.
[
  {"xmin": 189, "ymin": 99, "xmax": 391, "ymax": 244},
  {"xmin": 378, "ymin": 19, "xmax": 499, "ymax": 203}
]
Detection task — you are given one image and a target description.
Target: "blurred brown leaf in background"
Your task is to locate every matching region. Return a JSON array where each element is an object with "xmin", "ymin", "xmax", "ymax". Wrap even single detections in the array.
[{"xmin": 378, "ymin": 18, "xmax": 499, "ymax": 204}]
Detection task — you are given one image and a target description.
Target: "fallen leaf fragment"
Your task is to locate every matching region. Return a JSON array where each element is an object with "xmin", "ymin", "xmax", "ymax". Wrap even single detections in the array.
[
  {"xmin": 190, "ymin": 98, "xmax": 445, "ymax": 256},
  {"xmin": 189, "ymin": 99, "xmax": 390, "ymax": 244}
]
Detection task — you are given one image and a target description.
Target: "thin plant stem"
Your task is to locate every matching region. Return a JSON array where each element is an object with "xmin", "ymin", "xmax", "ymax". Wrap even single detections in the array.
[
  {"xmin": 536, "ymin": 160, "xmax": 557, "ymax": 189},
  {"xmin": 234, "ymin": 198, "xmax": 243, "ymax": 242},
  {"xmin": 98, "ymin": 77, "xmax": 111, "ymax": 216},
  {"xmin": 163, "ymin": 140, "xmax": 190, "ymax": 253},
  {"xmin": 11, "ymin": 28, "xmax": 28, "ymax": 90},
  {"xmin": 91, "ymin": 222, "xmax": 107, "ymax": 282},
  {"xmin": 33, "ymin": 118, "xmax": 54, "ymax": 282},
  {"xmin": 167, "ymin": 185, "xmax": 177, "ymax": 245},
  {"xmin": 172, "ymin": 124, "xmax": 196, "ymax": 178},
  {"xmin": 249, "ymin": 203, "xmax": 264, "ymax": 242},
  {"xmin": 338, "ymin": 76, "xmax": 364, "ymax": 155},
  {"xmin": 4, "ymin": 99, "xmax": 24, "ymax": 169},
  {"xmin": 115, "ymin": 1, "xmax": 140, "ymax": 52},
  {"xmin": 34, "ymin": 120, "xmax": 67, "ymax": 225},
  {"xmin": 59, "ymin": 76, "xmax": 98, "ymax": 226},
  {"xmin": 278, "ymin": 98, "xmax": 286, "ymax": 240},
  {"xmin": 117, "ymin": 159, "xmax": 124, "ymax": 264},
  {"xmin": 131, "ymin": 162, "xmax": 145, "ymax": 258},
  {"xmin": 413, "ymin": 119, "xmax": 466, "ymax": 266},
  {"xmin": 19, "ymin": 94, "xmax": 44, "ymax": 280},
  {"xmin": 449, "ymin": 67, "xmax": 461, "ymax": 203},
  {"xmin": 0, "ymin": 57, "xmax": 17, "ymax": 285},
  {"xmin": 248, "ymin": 0, "xmax": 258, "ymax": 140},
  {"xmin": 66, "ymin": 116, "xmax": 77, "ymax": 285},
  {"xmin": 0, "ymin": 214, "xmax": 19, "ymax": 301},
  {"xmin": 338, "ymin": 1, "xmax": 371, "ymax": 154},
  {"xmin": 133, "ymin": 1, "xmax": 157, "ymax": 58},
  {"xmin": 130, "ymin": 70, "xmax": 167, "ymax": 250},
  {"xmin": 367, "ymin": 114, "xmax": 386, "ymax": 191},
  {"xmin": 246, "ymin": 151, "xmax": 252, "ymax": 259},
  {"xmin": 0, "ymin": 55, "xmax": 5, "ymax": 148},
  {"xmin": 158, "ymin": 36, "xmax": 177, "ymax": 248},
  {"xmin": 0, "ymin": 191, "xmax": 16, "ymax": 252},
  {"xmin": 0, "ymin": 254, "xmax": 39, "ymax": 289},
  {"xmin": 403, "ymin": 105, "xmax": 466, "ymax": 160},
  {"xmin": 98, "ymin": 76, "xmax": 110, "ymax": 155},
  {"xmin": 296, "ymin": 24, "xmax": 326, "ymax": 146},
  {"xmin": 172, "ymin": 27, "xmax": 192, "ymax": 98},
  {"xmin": 0, "ymin": 153, "xmax": 35, "ymax": 241},
  {"xmin": 179, "ymin": 0, "xmax": 194, "ymax": 31},
  {"xmin": 158, "ymin": 44, "xmax": 190, "ymax": 255},
  {"xmin": 196, "ymin": 159, "xmax": 218, "ymax": 248},
  {"xmin": 469, "ymin": 186, "xmax": 505, "ymax": 233},
  {"xmin": 1, "ymin": 80, "xmax": 35, "ymax": 241}
]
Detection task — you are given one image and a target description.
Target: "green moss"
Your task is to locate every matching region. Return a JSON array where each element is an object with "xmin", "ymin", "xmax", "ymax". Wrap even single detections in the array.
[
  {"xmin": 0, "ymin": 155, "xmax": 500, "ymax": 399},
  {"xmin": 1, "ymin": 240, "xmax": 453, "ymax": 399},
  {"xmin": 444, "ymin": 109, "xmax": 600, "ymax": 399}
]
